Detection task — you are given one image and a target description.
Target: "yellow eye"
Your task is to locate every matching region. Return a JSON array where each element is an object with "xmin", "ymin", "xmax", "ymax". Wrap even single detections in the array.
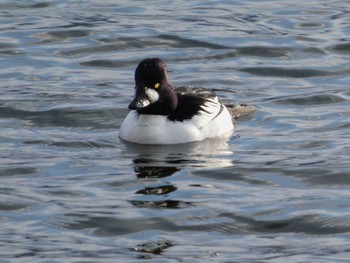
[{"xmin": 154, "ymin": 83, "xmax": 160, "ymax": 89}]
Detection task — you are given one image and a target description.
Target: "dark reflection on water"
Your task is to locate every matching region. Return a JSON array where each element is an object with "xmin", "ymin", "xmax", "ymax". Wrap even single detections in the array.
[
  {"xmin": 1, "ymin": 0, "xmax": 350, "ymax": 262},
  {"xmin": 134, "ymin": 165, "xmax": 180, "ymax": 179}
]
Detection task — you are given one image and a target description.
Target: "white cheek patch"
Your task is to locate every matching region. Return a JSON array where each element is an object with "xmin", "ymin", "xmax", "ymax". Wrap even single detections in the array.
[{"xmin": 145, "ymin": 87, "xmax": 159, "ymax": 103}]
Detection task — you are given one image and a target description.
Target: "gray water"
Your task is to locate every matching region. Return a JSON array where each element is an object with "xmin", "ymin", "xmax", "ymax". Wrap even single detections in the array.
[{"xmin": 1, "ymin": 0, "xmax": 350, "ymax": 262}]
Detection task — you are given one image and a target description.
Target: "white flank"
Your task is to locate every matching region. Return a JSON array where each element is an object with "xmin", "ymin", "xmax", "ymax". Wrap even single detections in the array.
[{"xmin": 119, "ymin": 97, "xmax": 234, "ymax": 144}]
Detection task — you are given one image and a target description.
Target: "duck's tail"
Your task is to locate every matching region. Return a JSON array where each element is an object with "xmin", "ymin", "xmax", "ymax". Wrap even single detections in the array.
[{"xmin": 225, "ymin": 104, "xmax": 256, "ymax": 119}]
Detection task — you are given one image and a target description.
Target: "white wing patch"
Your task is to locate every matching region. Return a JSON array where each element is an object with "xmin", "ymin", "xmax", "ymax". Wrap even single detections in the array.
[{"xmin": 196, "ymin": 96, "xmax": 224, "ymax": 129}]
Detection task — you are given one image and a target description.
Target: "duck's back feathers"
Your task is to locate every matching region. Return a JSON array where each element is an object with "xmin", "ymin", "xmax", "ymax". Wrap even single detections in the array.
[{"xmin": 167, "ymin": 87, "xmax": 218, "ymax": 122}]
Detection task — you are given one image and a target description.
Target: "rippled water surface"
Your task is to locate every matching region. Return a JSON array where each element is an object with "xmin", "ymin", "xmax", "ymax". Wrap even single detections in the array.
[{"xmin": 1, "ymin": 0, "xmax": 350, "ymax": 262}]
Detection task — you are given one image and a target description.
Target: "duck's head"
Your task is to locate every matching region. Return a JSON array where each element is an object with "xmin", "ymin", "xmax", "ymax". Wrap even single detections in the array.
[{"xmin": 128, "ymin": 58, "xmax": 176, "ymax": 111}]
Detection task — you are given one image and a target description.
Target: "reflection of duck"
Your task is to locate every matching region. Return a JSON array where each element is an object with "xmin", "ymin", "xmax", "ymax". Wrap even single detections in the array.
[
  {"xmin": 126, "ymin": 137, "xmax": 235, "ymax": 209},
  {"xmin": 120, "ymin": 58, "xmax": 254, "ymax": 144},
  {"xmin": 134, "ymin": 164, "xmax": 180, "ymax": 179},
  {"xmin": 124, "ymin": 136, "xmax": 235, "ymax": 177}
]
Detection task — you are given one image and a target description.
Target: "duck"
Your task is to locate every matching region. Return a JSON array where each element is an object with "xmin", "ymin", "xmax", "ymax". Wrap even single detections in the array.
[{"xmin": 119, "ymin": 58, "xmax": 252, "ymax": 145}]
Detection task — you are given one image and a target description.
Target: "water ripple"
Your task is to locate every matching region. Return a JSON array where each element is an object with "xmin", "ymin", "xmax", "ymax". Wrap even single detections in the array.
[{"xmin": 1, "ymin": 0, "xmax": 350, "ymax": 261}]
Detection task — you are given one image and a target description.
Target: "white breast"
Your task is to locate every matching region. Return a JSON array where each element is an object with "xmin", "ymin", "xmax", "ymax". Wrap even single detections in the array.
[{"xmin": 119, "ymin": 101, "xmax": 234, "ymax": 145}]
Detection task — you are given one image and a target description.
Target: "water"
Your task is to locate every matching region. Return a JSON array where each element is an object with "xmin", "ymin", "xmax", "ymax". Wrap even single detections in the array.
[{"xmin": 1, "ymin": 0, "xmax": 350, "ymax": 262}]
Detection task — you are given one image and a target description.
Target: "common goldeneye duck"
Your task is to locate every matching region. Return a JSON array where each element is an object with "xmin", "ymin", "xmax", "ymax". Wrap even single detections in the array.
[{"xmin": 119, "ymin": 58, "xmax": 236, "ymax": 145}]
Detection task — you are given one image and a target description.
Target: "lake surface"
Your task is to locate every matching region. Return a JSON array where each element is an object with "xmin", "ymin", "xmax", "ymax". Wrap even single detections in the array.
[{"xmin": 1, "ymin": 0, "xmax": 350, "ymax": 262}]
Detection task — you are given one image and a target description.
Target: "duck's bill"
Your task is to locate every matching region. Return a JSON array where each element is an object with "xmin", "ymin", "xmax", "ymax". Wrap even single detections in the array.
[
  {"xmin": 128, "ymin": 86, "xmax": 159, "ymax": 110},
  {"xmin": 128, "ymin": 96, "xmax": 150, "ymax": 110}
]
